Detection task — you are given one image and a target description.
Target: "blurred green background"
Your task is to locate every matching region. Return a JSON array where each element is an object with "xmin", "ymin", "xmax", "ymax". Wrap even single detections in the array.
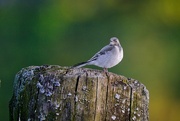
[{"xmin": 1, "ymin": 0, "xmax": 180, "ymax": 120}]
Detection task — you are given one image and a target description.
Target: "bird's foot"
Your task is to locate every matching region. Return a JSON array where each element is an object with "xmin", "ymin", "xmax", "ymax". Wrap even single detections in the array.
[{"xmin": 103, "ymin": 68, "xmax": 108, "ymax": 73}]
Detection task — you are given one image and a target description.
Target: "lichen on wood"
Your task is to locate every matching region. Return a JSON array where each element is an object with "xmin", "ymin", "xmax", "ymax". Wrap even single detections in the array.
[{"xmin": 9, "ymin": 65, "xmax": 149, "ymax": 121}]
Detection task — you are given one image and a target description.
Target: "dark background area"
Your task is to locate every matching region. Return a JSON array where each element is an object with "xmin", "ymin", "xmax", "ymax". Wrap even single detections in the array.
[{"xmin": 0, "ymin": 0, "xmax": 180, "ymax": 120}]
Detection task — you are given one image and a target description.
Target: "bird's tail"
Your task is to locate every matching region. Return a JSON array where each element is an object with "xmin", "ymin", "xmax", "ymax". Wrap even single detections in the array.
[{"xmin": 72, "ymin": 62, "xmax": 88, "ymax": 68}]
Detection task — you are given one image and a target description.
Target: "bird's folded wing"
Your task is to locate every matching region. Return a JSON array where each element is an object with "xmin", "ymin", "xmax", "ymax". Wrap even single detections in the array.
[{"xmin": 88, "ymin": 45, "xmax": 114, "ymax": 62}]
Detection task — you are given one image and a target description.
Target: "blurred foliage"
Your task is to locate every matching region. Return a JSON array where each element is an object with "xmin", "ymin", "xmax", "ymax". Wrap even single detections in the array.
[{"xmin": 0, "ymin": 0, "xmax": 180, "ymax": 120}]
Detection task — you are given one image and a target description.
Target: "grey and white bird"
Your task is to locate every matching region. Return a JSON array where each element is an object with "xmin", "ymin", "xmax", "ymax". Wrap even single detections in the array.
[{"xmin": 73, "ymin": 37, "xmax": 123, "ymax": 72}]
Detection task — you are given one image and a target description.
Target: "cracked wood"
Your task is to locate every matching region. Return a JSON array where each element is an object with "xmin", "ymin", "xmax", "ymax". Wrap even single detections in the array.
[{"xmin": 9, "ymin": 65, "xmax": 149, "ymax": 121}]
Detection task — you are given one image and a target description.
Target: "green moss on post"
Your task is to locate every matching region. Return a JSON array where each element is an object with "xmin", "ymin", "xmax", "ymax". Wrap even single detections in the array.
[{"xmin": 9, "ymin": 65, "xmax": 149, "ymax": 121}]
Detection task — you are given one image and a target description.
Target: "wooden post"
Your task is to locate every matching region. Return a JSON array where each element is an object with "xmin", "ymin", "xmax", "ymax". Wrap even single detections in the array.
[{"xmin": 9, "ymin": 65, "xmax": 149, "ymax": 121}]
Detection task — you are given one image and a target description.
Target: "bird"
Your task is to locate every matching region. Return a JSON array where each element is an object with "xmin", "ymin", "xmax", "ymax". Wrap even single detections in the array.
[{"xmin": 73, "ymin": 37, "xmax": 123, "ymax": 72}]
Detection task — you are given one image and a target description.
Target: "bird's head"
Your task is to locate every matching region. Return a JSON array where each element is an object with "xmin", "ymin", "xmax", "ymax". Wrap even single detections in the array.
[{"xmin": 110, "ymin": 37, "xmax": 120, "ymax": 46}]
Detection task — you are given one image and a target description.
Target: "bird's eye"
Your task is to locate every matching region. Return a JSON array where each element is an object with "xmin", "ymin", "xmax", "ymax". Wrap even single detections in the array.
[{"xmin": 113, "ymin": 39, "xmax": 117, "ymax": 42}]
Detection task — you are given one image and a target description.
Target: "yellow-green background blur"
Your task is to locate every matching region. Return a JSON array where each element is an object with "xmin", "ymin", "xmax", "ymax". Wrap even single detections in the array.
[{"xmin": 0, "ymin": 0, "xmax": 180, "ymax": 121}]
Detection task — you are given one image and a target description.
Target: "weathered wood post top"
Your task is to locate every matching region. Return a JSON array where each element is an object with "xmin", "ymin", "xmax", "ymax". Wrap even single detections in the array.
[{"xmin": 9, "ymin": 65, "xmax": 149, "ymax": 121}]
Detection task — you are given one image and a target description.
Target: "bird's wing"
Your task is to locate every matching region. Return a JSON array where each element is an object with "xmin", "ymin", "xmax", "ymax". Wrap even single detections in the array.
[{"xmin": 88, "ymin": 45, "xmax": 114, "ymax": 62}]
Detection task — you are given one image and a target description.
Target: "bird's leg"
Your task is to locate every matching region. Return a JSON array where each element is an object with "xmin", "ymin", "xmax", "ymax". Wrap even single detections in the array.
[{"xmin": 103, "ymin": 68, "xmax": 108, "ymax": 73}]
